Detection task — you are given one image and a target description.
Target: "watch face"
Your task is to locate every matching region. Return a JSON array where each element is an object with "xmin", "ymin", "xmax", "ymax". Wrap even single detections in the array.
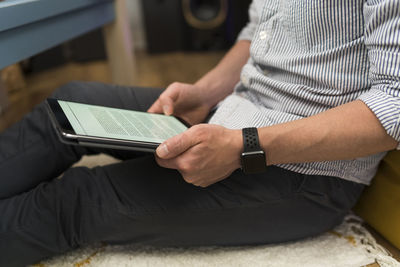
[{"xmin": 241, "ymin": 151, "xmax": 267, "ymax": 174}]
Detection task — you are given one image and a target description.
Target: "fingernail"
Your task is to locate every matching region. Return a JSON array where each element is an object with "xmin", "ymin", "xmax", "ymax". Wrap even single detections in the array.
[
  {"xmin": 163, "ymin": 105, "xmax": 170, "ymax": 115},
  {"xmin": 157, "ymin": 144, "xmax": 169, "ymax": 158}
]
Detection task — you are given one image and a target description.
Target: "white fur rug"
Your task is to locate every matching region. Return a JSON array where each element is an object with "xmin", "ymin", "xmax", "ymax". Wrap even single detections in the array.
[{"xmin": 33, "ymin": 154, "xmax": 399, "ymax": 267}]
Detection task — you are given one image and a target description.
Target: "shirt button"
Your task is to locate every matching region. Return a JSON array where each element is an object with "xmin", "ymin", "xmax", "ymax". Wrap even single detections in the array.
[
  {"xmin": 241, "ymin": 75, "xmax": 250, "ymax": 87},
  {"xmin": 259, "ymin": 31, "xmax": 267, "ymax": 40}
]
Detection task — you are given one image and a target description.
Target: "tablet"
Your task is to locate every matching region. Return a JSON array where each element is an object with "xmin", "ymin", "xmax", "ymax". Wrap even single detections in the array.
[{"xmin": 46, "ymin": 98, "xmax": 190, "ymax": 152}]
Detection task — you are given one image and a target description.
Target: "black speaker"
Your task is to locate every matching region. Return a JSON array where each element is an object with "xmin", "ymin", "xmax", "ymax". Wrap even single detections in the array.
[
  {"xmin": 142, "ymin": 0, "xmax": 251, "ymax": 53},
  {"xmin": 25, "ymin": 29, "xmax": 107, "ymax": 73}
]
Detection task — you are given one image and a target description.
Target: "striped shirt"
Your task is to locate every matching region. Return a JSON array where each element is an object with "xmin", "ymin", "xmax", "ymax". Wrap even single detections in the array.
[{"xmin": 209, "ymin": 0, "xmax": 400, "ymax": 184}]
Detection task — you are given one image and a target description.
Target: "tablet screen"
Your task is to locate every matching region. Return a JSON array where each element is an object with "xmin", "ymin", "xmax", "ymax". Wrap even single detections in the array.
[{"xmin": 57, "ymin": 100, "xmax": 188, "ymax": 143}]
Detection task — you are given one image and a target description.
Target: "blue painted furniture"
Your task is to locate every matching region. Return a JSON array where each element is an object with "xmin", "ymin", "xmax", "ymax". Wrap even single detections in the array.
[{"xmin": 0, "ymin": 0, "xmax": 115, "ymax": 70}]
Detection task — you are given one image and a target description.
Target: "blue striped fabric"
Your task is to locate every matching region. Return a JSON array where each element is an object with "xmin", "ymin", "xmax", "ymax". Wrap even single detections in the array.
[{"xmin": 209, "ymin": 0, "xmax": 400, "ymax": 184}]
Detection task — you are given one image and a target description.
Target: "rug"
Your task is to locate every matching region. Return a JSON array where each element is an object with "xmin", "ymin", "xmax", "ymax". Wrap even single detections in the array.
[{"xmin": 33, "ymin": 154, "xmax": 400, "ymax": 267}]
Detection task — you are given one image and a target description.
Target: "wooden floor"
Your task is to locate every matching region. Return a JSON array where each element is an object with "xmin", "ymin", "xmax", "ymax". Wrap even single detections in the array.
[{"xmin": 0, "ymin": 50, "xmax": 224, "ymax": 132}]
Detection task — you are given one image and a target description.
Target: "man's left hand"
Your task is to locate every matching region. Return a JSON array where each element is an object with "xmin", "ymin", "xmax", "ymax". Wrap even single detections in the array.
[{"xmin": 155, "ymin": 124, "xmax": 242, "ymax": 187}]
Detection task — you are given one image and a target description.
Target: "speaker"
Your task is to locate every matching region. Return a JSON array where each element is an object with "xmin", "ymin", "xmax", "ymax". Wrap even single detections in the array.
[
  {"xmin": 25, "ymin": 29, "xmax": 107, "ymax": 73},
  {"xmin": 142, "ymin": 0, "xmax": 251, "ymax": 53}
]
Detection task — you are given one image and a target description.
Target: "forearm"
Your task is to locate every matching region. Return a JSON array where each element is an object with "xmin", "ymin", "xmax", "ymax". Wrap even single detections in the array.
[
  {"xmin": 195, "ymin": 40, "xmax": 250, "ymax": 108},
  {"xmin": 258, "ymin": 100, "xmax": 398, "ymax": 165}
]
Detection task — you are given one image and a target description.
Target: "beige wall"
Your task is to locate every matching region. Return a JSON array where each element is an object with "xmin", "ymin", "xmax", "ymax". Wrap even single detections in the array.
[{"xmin": 126, "ymin": 0, "xmax": 147, "ymax": 50}]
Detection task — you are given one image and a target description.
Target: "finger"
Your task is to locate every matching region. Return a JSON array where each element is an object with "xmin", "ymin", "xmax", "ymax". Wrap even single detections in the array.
[
  {"xmin": 158, "ymin": 82, "xmax": 183, "ymax": 115},
  {"xmin": 180, "ymin": 172, "xmax": 198, "ymax": 185},
  {"xmin": 154, "ymin": 155, "xmax": 178, "ymax": 169},
  {"xmin": 147, "ymin": 99, "xmax": 162, "ymax": 113},
  {"xmin": 156, "ymin": 128, "xmax": 201, "ymax": 159},
  {"xmin": 160, "ymin": 95, "xmax": 174, "ymax": 116},
  {"xmin": 148, "ymin": 92, "xmax": 175, "ymax": 115},
  {"xmin": 147, "ymin": 95, "xmax": 174, "ymax": 115}
]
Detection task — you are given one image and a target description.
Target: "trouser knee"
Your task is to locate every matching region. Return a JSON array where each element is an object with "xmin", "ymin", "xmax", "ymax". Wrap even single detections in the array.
[
  {"xmin": 51, "ymin": 81, "xmax": 110, "ymax": 103},
  {"xmin": 52, "ymin": 81, "xmax": 83, "ymax": 100}
]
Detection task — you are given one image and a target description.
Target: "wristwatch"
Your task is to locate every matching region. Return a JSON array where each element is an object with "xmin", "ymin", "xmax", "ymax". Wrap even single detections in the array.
[{"xmin": 240, "ymin": 127, "xmax": 267, "ymax": 174}]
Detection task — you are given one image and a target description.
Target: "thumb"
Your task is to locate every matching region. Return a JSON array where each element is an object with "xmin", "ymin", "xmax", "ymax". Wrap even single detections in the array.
[
  {"xmin": 156, "ymin": 131, "xmax": 197, "ymax": 159},
  {"xmin": 147, "ymin": 99, "xmax": 162, "ymax": 113},
  {"xmin": 147, "ymin": 94, "xmax": 174, "ymax": 115},
  {"xmin": 161, "ymin": 97, "xmax": 174, "ymax": 116},
  {"xmin": 159, "ymin": 82, "xmax": 183, "ymax": 115}
]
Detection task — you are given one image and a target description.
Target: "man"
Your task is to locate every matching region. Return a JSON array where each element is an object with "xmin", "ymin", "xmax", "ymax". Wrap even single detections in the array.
[{"xmin": 0, "ymin": 0, "xmax": 399, "ymax": 266}]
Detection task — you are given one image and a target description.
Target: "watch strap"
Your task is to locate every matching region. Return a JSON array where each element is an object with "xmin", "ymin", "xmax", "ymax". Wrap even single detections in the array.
[
  {"xmin": 241, "ymin": 127, "xmax": 267, "ymax": 174},
  {"xmin": 242, "ymin": 127, "xmax": 262, "ymax": 152}
]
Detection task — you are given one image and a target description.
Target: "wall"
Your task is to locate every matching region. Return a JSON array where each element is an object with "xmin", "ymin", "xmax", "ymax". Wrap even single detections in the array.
[{"xmin": 126, "ymin": 0, "xmax": 147, "ymax": 50}]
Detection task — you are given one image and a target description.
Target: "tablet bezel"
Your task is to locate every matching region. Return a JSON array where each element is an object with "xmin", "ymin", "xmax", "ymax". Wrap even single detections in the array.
[{"xmin": 46, "ymin": 98, "xmax": 189, "ymax": 152}]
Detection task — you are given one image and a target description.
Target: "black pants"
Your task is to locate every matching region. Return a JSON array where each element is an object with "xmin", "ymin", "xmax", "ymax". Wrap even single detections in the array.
[{"xmin": 0, "ymin": 82, "xmax": 364, "ymax": 267}]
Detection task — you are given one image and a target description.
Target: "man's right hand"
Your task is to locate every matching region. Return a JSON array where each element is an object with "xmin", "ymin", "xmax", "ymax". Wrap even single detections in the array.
[{"xmin": 147, "ymin": 82, "xmax": 212, "ymax": 125}]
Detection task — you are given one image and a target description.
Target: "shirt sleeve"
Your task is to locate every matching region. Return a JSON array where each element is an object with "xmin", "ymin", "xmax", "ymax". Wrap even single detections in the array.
[
  {"xmin": 236, "ymin": 0, "xmax": 260, "ymax": 41},
  {"xmin": 357, "ymin": 0, "xmax": 400, "ymax": 149}
]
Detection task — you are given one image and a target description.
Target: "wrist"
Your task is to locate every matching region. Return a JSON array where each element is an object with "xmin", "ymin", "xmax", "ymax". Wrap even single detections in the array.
[
  {"xmin": 195, "ymin": 70, "xmax": 238, "ymax": 109},
  {"xmin": 194, "ymin": 78, "xmax": 224, "ymax": 109},
  {"xmin": 257, "ymin": 126, "xmax": 276, "ymax": 166},
  {"xmin": 227, "ymin": 129, "xmax": 243, "ymax": 170}
]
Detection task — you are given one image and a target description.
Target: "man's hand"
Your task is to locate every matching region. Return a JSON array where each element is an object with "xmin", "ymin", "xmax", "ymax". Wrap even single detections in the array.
[
  {"xmin": 148, "ymin": 41, "xmax": 251, "ymax": 125},
  {"xmin": 148, "ymin": 82, "xmax": 212, "ymax": 125},
  {"xmin": 155, "ymin": 124, "xmax": 243, "ymax": 187}
]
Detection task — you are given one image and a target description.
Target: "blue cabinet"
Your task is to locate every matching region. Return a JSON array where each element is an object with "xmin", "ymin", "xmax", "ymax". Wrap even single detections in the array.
[{"xmin": 0, "ymin": 0, "xmax": 115, "ymax": 69}]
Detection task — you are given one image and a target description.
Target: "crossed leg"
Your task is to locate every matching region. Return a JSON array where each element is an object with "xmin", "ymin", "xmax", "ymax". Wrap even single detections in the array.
[{"xmin": 0, "ymin": 82, "xmax": 364, "ymax": 266}]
